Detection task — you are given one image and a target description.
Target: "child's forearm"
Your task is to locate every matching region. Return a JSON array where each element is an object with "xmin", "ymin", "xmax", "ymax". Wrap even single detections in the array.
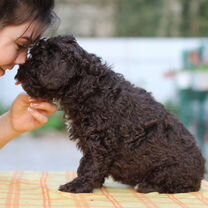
[{"xmin": 0, "ymin": 112, "xmax": 21, "ymax": 148}]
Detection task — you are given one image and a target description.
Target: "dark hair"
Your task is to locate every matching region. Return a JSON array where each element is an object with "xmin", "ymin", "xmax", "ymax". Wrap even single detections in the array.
[{"xmin": 0, "ymin": 0, "xmax": 57, "ymax": 29}]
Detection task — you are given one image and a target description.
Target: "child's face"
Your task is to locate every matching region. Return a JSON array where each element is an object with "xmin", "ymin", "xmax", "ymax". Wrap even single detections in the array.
[{"xmin": 0, "ymin": 21, "xmax": 42, "ymax": 77}]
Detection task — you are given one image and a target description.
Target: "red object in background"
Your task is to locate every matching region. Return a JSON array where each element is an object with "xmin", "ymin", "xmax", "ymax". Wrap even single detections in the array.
[
  {"xmin": 164, "ymin": 70, "xmax": 177, "ymax": 79},
  {"xmin": 189, "ymin": 51, "xmax": 202, "ymax": 66}
]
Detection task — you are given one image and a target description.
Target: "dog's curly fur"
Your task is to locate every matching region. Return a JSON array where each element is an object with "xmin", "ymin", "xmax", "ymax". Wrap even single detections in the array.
[{"xmin": 15, "ymin": 35, "xmax": 205, "ymax": 194}]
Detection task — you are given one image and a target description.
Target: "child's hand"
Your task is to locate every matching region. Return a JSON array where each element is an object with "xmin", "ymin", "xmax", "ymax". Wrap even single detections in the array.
[{"xmin": 8, "ymin": 93, "xmax": 57, "ymax": 134}]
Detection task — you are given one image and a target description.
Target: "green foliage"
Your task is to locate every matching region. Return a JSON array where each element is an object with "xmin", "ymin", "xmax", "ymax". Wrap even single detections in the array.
[
  {"xmin": 180, "ymin": 0, "xmax": 208, "ymax": 37},
  {"xmin": 164, "ymin": 100, "xmax": 180, "ymax": 118},
  {"xmin": 31, "ymin": 111, "xmax": 66, "ymax": 136},
  {"xmin": 115, "ymin": 0, "xmax": 162, "ymax": 37},
  {"xmin": 0, "ymin": 102, "xmax": 8, "ymax": 115},
  {"xmin": 115, "ymin": 0, "xmax": 208, "ymax": 37},
  {"xmin": 193, "ymin": 66, "xmax": 208, "ymax": 72}
]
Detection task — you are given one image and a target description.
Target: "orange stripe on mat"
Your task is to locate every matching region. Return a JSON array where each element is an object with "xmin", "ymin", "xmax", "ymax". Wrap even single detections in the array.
[
  {"xmin": 72, "ymin": 172, "xmax": 90, "ymax": 208},
  {"xmin": 5, "ymin": 172, "xmax": 23, "ymax": 208},
  {"xmin": 130, "ymin": 188, "xmax": 160, "ymax": 208},
  {"xmin": 168, "ymin": 194, "xmax": 189, "ymax": 208},
  {"xmin": 192, "ymin": 192, "xmax": 208, "ymax": 206},
  {"xmin": 63, "ymin": 172, "xmax": 84, "ymax": 208},
  {"xmin": 101, "ymin": 187, "xmax": 124, "ymax": 208},
  {"xmin": 13, "ymin": 172, "xmax": 23, "ymax": 208},
  {"xmin": 40, "ymin": 172, "xmax": 51, "ymax": 208}
]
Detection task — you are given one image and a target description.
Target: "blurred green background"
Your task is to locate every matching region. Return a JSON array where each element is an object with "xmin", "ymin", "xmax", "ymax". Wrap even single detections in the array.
[{"xmin": 55, "ymin": 0, "xmax": 208, "ymax": 37}]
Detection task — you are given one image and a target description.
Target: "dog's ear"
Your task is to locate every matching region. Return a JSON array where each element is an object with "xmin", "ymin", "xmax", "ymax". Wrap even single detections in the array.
[{"xmin": 49, "ymin": 35, "xmax": 84, "ymax": 61}]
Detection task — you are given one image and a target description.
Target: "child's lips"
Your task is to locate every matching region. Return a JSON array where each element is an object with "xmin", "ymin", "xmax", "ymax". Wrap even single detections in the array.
[{"xmin": 0, "ymin": 67, "xmax": 5, "ymax": 76}]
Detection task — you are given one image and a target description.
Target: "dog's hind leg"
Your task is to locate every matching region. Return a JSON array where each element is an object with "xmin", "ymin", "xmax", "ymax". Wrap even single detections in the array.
[
  {"xmin": 135, "ymin": 182, "xmax": 160, "ymax": 193},
  {"xmin": 138, "ymin": 164, "xmax": 202, "ymax": 194}
]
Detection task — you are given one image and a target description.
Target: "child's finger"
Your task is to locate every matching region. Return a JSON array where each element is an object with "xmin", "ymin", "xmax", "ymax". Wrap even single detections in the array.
[
  {"xmin": 28, "ymin": 107, "xmax": 48, "ymax": 124},
  {"xmin": 30, "ymin": 102, "xmax": 57, "ymax": 115}
]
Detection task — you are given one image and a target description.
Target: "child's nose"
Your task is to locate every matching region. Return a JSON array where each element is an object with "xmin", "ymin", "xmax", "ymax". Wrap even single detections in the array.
[{"xmin": 14, "ymin": 50, "xmax": 27, "ymax": 65}]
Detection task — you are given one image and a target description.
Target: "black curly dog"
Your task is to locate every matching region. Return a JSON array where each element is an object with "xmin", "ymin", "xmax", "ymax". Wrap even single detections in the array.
[{"xmin": 15, "ymin": 35, "xmax": 205, "ymax": 194}]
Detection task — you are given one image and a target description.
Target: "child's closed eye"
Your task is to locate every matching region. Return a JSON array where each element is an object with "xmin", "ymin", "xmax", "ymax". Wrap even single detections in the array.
[
  {"xmin": 16, "ymin": 43, "xmax": 34, "ymax": 52},
  {"xmin": 16, "ymin": 43, "xmax": 28, "ymax": 50}
]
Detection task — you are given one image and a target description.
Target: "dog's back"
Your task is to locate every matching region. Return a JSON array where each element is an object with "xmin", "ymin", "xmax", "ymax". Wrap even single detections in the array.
[
  {"xmin": 89, "ymin": 79, "xmax": 205, "ymax": 193},
  {"xmin": 66, "ymin": 66, "xmax": 205, "ymax": 193}
]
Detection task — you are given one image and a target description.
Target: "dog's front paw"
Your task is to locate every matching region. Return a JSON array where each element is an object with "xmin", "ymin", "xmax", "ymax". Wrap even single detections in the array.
[{"xmin": 59, "ymin": 177, "xmax": 93, "ymax": 193}]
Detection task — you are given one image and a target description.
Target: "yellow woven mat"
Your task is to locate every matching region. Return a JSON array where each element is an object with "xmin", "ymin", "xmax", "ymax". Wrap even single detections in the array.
[{"xmin": 0, "ymin": 172, "xmax": 208, "ymax": 208}]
